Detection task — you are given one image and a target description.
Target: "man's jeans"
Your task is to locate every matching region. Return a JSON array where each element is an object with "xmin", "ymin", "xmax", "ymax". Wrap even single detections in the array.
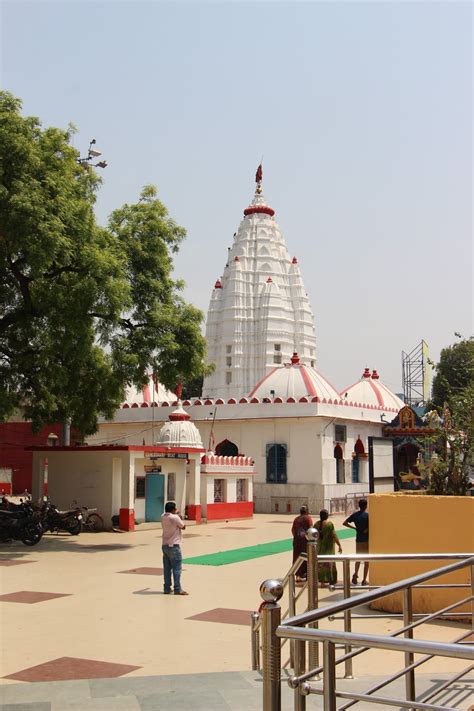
[{"xmin": 162, "ymin": 544, "xmax": 183, "ymax": 593}]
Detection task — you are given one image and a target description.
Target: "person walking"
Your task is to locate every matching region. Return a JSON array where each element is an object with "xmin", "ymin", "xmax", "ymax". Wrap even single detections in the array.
[
  {"xmin": 291, "ymin": 505, "xmax": 313, "ymax": 584},
  {"xmin": 161, "ymin": 501, "xmax": 189, "ymax": 595},
  {"xmin": 315, "ymin": 509, "xmax": 342, "ymax": 587},
  {"xmin": 343, "ymin": 498, "xmax": 369, "ymax": 585}
]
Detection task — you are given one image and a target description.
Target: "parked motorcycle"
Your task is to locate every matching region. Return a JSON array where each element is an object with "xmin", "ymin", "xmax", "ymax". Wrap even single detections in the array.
[
  {"xmin": 0, "ymin": 500, "xmax": 43, "ymax": 546},
  {"xmin": 40, "ymin": 501, "xmax": 83, "ymax": 535}
]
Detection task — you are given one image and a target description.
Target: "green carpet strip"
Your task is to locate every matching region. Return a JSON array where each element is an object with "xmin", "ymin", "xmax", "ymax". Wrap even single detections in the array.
[{"xmin": 184, "ymin": 528, "xmax": 356, "ymax": 566}]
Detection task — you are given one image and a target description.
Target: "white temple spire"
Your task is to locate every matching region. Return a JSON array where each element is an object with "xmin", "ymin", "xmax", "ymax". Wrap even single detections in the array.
[{"xmin": 202, "ymin": 167, "xmax": 317, "ymax": 399}]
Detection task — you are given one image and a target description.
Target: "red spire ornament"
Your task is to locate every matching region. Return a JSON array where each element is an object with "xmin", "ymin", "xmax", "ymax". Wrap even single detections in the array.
[{"xmin": 255, "ymin": 163, "xmax": 263, "ymax": 194}]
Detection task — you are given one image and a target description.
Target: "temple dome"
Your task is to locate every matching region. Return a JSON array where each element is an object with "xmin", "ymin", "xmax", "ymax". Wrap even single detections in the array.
[
  {"xmin": 340, "ymin": 368, "xmax": 405, "ymax": 411},
  {"xmin": 248, "ymin": 353, "xmax": 340, "ymax": 401},
  {"xmin": 123, "ymin": 377, "xmax": 175, "ymax": 407},
  {"xmin": 155, "ymin": 404, "xmax": 204, "ymax": 449}
]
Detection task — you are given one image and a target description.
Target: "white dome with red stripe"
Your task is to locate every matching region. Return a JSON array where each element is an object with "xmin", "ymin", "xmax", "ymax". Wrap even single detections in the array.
[
  {"xmin": 155, "ymin": 404, "xmax": 204, "ymax": 449},
  {"xmin": 123, "ymin": 377, "xmax": 176, "ymax": 407},
  {"xmin": 340, "ymin": 369, "xmax": 405, "ymax": 412},
  {"xmin": 248, "ymin": 353, "xmax": 340, "ymax": 401}
]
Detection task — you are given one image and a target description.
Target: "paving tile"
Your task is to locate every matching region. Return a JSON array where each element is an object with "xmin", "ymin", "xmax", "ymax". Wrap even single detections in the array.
[
  {"xmin": 138, "ymin": 688, "xmax": 231, "ymax": 710},
  {"xmin": 0, "ymin": 591, "xmax": 71, "ymax": 604},
  {"xmin": 0, "ymin": 559, "xmax": 37, "ymax": 567},
  {"xmin": 0, "ymin": 703, "xmax": 51, "ymax": 711},
  {"xmin": 90, "ymin": 676, "xmax": 175, "ymax": 698},
  {"xmin": 217, "ymin": 526, "xmax": 255, "ymax": 530},
  {"xmin": 186, "ymin": 607, "xmax": 252, "ymax": 626},
  {"xmin": 118, "ymin": 567, "xmax": 163, "ymax": 576},
  {"xmin": 51, "ymin": 696, "xmax": 140, "ymax": 710},
  {"xmin": 4, "ymin": 657, "xmax": 141, "ymax": 683},
  {"xmin": 0, "ymin": 680, "xmax": 91, "ymax": 705}
]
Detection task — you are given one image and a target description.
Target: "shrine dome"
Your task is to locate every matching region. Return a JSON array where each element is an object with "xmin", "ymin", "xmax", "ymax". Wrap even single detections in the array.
[
  {"xmin": 122, "ymin": 377, "xmax": 175, "ymax": 407},
  {"xmin": 340, "ymin": 369, "xmax": 405, "ymax": 412},
  {"xmin": 155, "ymin": 404, "xmax": 204, "ymax": 449},
  {"xmin": 248, "ymin": 353, "xmax": 340, "ymax": 402}
]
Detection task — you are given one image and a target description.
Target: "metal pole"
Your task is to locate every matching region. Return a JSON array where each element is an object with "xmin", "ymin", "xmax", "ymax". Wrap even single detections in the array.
[
  {"xmin": 403, "ymin": 587, "xmax": 415, "ymax": 705},
  {"xmin": 471, "ymin": 562, "xmax": 474, "ymax": 634},
  {"xmin": 288, "ymin": 572, "xmax": 296, "ymax": 669},
  {"xmin": 251, "ymin": 612, "xmax": 260, "ymax": 671},
  {"xmin": 323, "ymin": 640, "xmax": 337, "ymax": 711},
  {"xmin": 293, "ymin": 639, "xmax": 306, "ymax": 711},
  {"xmin": 343, "ymin": 559, "xmax": 353, "ymax": 678},
  {"xmin": 307, "ymin": 539, "xmax": 320, "ymax": 676},
  {"xmin": 261, "ymin": 590, "xmax": 282, "ymax": 711}
]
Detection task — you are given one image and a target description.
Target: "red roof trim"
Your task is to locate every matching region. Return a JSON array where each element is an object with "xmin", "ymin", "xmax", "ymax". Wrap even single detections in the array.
[
  {"xmin": 27, "ymin": 445, "xmax": 205, "ymax": 453},
  {"xmin": 299, "ymin": 365, "xmax": 317, "ymax": 397},
  {"xmin": 243, "ymin": 205, "xmax": 275, "ymax": 217},
  {"xmin": 368, "ymin": 379, "xmax": 384, "ymax": 407}
]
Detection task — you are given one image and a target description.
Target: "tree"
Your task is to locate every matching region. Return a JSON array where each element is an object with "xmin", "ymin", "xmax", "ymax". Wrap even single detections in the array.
[
  {"xmin": 422, "ymin": 336, "xmax": 474, "ymax": 495},
  {"xmin": 429, "ymin": 337, "xmax": 474, "ymax": 411},
  {"xmin": 0, "ymin": 92, "xmax": 207, "ymax": 434}
]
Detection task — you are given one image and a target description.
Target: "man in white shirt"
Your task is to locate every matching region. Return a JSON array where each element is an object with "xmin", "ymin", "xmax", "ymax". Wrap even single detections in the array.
[{"xmin": 161, "ymin": 501, "xmax": 188, "ymax": 595}]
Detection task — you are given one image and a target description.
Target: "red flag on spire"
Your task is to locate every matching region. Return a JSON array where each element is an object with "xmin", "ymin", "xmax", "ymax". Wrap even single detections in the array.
[{"xmin": 255, "ymin": 163, "xmax": 263, "ymax": 184}]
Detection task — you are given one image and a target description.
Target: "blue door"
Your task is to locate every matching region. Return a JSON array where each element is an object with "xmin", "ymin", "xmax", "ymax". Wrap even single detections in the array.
[{"xmin": 145, "ymin": 472, "xmax": 164, "ymax": 522}]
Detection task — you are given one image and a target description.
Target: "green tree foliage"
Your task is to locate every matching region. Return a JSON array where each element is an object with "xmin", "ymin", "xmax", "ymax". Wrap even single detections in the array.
[
  {"xmin": 429, "ymin": 337, "xmax": 474, "ymax": 411},
  {"xmin": 422, "ymin": 336, "xmax": 474, "ymax": 495},
  {"xmin": 0, "ymin": 92, "xmax": 207, "ymax": 433}
]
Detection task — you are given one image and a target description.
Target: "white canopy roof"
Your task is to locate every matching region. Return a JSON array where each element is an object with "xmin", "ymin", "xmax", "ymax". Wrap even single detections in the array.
[
  {"xmin": 340, "ymin": 369, "xmax": 405, "ymax": 412},
  {"xmin": 248, "ymin": 353, "xmax": 341, "ymax": 402}
]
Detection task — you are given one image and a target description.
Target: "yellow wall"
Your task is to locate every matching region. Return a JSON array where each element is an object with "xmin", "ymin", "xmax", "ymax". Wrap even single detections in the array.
[{"xmin": 369, "ymin": 493, "xmax": 474, "ymax": 614}]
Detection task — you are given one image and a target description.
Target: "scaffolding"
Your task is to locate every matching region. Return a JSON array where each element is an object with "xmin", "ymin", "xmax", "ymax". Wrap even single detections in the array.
[{"xmin": 402, "ymin": 340, "xmax": 430, "ymax": 408}]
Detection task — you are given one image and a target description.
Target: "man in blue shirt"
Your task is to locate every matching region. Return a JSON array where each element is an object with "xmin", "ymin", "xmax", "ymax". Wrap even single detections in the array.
[{"xmin": 343, "ymin": 499, "xmax": 369, "ymax": 586}]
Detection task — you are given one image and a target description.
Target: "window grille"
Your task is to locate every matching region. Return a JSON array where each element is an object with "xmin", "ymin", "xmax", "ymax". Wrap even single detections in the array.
[
  {"xmin": 214, "ymin": 479, "xmax": 225, "ymax": 503},
  {"xmin": 266, "ymin": 444, "xmax": 287, "ymax": 483},
  {"xmin": 226, "ymin": 371, "xmax": 232, "ymax": 384},
  {"xmin": 335, "ymin": 424, "xmax": 347, "ymax": 442},
  {"xmin": 135, "ymin": 477, "xmax": 145, "ymax": 499},
  {"xmin": 236, "ymin": 478, "xmax": 247, "ymax": 502},
  {"xmin": 167, "ymin": 472, "xmax": 175, "ymax": 500}
]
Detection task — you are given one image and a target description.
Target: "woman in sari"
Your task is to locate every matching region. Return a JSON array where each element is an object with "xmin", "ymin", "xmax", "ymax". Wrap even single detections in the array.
[
  {"xmin": 315, "ymin": 509, "xmax": 342, "ymax": 586},
  {"xmin": 291, "ymin": 505, "xmax": 313, "ymax": 583}
]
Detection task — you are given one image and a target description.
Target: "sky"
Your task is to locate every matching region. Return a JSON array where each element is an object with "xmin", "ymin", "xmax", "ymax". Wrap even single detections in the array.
[{"xmin": 1, "ymin": 0, "xmax": 472, "ymax": 395}]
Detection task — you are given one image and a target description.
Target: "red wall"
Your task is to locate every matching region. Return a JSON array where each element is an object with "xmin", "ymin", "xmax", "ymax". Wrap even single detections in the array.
[
  {"xmin": 206, "ymin": 501, "xmax": 253, "ymax": 521},
  {"xmin": 0, "ymin": 422, "xmax": 64, "ymax": 494}
]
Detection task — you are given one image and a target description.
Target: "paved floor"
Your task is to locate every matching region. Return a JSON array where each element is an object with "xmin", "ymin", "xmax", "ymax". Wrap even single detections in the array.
[
  {"xmin": 0, "ymin": 513, "xmax": 472, "ymax": 709},
  {"xmin": 1, "ymin": 671, "xmax": 473, "ymax": 710}
]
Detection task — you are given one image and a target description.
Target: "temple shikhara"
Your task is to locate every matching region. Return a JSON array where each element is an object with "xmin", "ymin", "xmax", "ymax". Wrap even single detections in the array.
[
  {"xmin": 27, "ymin": 167, "xmax": 410, "ymax": 528},
  {"xmin": 203, "ymin": 165, "xmax": 317, "ymax": 399}
]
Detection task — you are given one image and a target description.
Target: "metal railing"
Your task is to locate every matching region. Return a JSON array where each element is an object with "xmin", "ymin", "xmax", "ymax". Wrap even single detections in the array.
[{"xmin": 254, "ymin": 546, "xmax": 474, "ymax": 710}]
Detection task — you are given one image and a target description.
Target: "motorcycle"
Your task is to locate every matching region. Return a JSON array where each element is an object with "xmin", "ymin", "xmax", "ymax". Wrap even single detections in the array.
[
  {"xmin": 40, "ymin": 501, "xmax": 83, "ymax": 535},
  {"xmin": 0, "ymin": 500, "xmax": 43, "ymax": 546}
]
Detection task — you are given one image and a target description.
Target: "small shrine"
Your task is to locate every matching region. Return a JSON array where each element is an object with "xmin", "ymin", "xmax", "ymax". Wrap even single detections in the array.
[{"xmin": 383, "ymin": 405, "xmax": 436, "ymax": 490}]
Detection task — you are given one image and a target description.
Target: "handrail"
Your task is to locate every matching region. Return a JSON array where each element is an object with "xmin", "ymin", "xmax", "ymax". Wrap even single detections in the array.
[
  {"xmin": 281, "ymin": 556, "xmax": 474, "ymax": 628},
  {"xmin": 277, "ymin": 627, "xmax": 474, "ymax": 660},
  {"xmin": 258, "ymin": 553, "xmax": 474, "ymax": 710}
]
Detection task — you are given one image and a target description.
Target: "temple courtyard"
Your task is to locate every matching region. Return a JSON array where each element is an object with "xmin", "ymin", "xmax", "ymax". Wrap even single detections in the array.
[{"xmin": 0, "ymin": 514, "xmax": 472, "ymax": 709}]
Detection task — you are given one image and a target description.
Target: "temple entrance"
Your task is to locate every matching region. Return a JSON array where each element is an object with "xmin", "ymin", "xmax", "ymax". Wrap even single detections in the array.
[{"xmin": 396, "ymin": 442, "xmax": 419, "ymax": 475}]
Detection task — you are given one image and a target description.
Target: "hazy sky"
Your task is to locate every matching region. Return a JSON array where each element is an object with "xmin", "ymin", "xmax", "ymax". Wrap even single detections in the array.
[{"xmin": 1, "ymin": 1, "xmax": 472, "ymax": 394}]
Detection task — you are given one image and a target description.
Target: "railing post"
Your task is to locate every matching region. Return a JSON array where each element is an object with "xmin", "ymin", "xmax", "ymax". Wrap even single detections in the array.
[
  {"xmin": 260, "ymin": 579, "xmax": 283, "ymax": 711},
  {"xmin": 293, "ymin": 639, "xmax": 306, "ymax": 711},
  {"xmin": 288, "ymin": 571, "xmax": 296, "ymax": 669},
  {"xmin": 343, "ymin": 558, "xmax": 353, "ymax": 678},
  {"xmin": 323, "ymin": 640, "xmax": 337, "ymax": 711},
  {"xmin": 251, "ymin": 611, "xmax": 260, "ymax": 671},
  {"xmin": 403, "ymin": 587, "xmax": 415, "ymax": 705},
  {"xmin": 306, "ymin": 528, "xmax": 320, "ymax": 678},
  {"xmin": 471, "ymin": 561, "xmax": 474, "ymax": 634}
]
